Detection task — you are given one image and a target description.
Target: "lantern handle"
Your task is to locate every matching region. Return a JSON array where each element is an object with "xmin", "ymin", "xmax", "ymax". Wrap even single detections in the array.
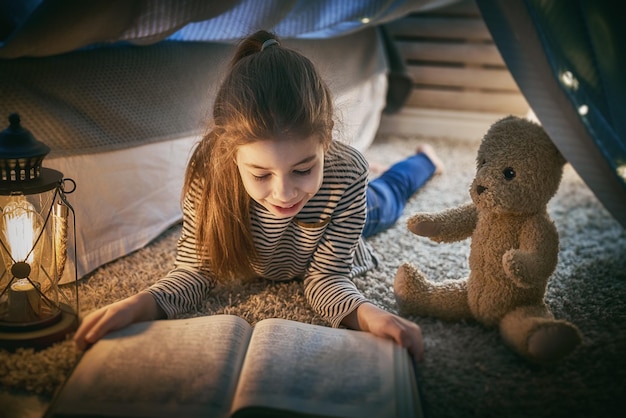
[{"xmin": 61, "ymin": 178, "xmax": 76, "ymax": 194}]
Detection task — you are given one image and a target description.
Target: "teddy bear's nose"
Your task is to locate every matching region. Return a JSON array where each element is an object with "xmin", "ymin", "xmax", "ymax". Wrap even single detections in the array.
[{"xmin": 477, "ymin": 185, "xmax": 487, "ymax": 195}]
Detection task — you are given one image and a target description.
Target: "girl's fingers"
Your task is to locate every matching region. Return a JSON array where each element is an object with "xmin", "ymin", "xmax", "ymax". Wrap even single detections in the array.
[{"xmin": 73, "ymin": 308, "xmax": 108, "ymax": 350}]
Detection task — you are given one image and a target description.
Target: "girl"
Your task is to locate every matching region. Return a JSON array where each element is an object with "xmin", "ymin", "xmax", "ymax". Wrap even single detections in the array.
[{"xmin": 74, "ymin": 30, "xmax": 443, "ymax": 361}]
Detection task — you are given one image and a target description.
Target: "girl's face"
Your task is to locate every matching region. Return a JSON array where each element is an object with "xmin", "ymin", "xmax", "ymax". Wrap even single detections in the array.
[{"xmin": 236, "ymin": 136, "xmax": 325, "ymax": 218}]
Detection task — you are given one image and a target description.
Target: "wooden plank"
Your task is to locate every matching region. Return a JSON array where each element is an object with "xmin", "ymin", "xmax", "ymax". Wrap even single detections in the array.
[
  {"xmin": 378, "ymin": 108, "xmax": 514, "ymax": 139},
  {"xmin": 396, "ymin": 41, "xmax": 505, "ymax": 66},
  {"xmin": 386, "ymin": 16, "xmax": 492, "ymax": 41},
  {"xmin": 385, "ymin": 0, "xmax": 526, "ymax": 115},
  {"xmin": 406, "ymin": 88, "xmax": 530, "ymax": 114},
  {"xmin": 407, "ymin": 65, "xmax": 519, "ymax": 91}
]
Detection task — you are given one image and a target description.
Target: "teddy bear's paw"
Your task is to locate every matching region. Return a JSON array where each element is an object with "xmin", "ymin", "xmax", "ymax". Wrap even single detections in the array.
[
  {"xmin": 502, "ymin": 250, "xmax": 533, "ymax": 288},
  {"xmin": 407, "ymin": 214, "xmax": 441, "ymax": 237},
  {"xmin": 394, "ymin": 263, "xmax": 432, "ymax": 315},
  {"xmin": 527, "ymin": 322, "xmax": 582, "ymax": 363}
]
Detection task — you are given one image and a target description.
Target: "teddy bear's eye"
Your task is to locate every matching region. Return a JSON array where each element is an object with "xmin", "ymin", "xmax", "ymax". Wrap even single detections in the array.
[{"xmin": 503, "ymin": 167, "xmax": 516, "ymax": 180}]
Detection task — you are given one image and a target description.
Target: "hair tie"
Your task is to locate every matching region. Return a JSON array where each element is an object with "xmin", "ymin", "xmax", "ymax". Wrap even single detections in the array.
[{"xmin": 261, "ymin": 39, "xmax": 279, "ymax": 51}]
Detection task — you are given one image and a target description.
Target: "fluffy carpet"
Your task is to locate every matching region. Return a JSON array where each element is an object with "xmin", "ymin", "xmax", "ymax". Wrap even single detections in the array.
[{"xmin": 1, "ymin": 131, "xmax": 625, "ymax": 418}]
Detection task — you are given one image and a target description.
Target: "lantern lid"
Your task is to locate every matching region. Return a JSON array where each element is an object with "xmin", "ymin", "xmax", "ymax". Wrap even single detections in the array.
[
  {"xmin": 0, "ymin": 167, "xmax": 63, "ymax": 195},
  {"xmin": 0, "ymin": 113, "xmax": 50, "ymax": 159}
]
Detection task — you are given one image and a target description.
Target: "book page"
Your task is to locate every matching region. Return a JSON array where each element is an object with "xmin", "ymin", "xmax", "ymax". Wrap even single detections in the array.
[
  {"xmin": 395, "ymin": 346, "xmax": 423, "ymax": 418},
  {"xmin": 231, "ymin": 319, "xmax": 406, "ymax": 418},
  {"xmin": 49, "ymin": 315, "xmax": 252, "ymax": 418}
]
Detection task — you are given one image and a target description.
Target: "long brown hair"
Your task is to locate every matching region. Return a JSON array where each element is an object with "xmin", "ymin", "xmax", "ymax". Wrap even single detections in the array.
[{"xmin": 183, "ymin": 30, "xmax": 334, "ymax": 281}]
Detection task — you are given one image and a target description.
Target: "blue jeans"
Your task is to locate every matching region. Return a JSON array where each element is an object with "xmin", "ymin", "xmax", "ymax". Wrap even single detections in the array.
[{"xmin": 362, "ymin": 153, "xmax": 436, "ymax": 238}]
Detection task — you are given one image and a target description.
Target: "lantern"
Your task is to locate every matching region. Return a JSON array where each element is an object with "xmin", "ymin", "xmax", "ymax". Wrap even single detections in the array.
[{"xmin": 0, "ymin": 113, "xmax": 78, "ymax": 349}]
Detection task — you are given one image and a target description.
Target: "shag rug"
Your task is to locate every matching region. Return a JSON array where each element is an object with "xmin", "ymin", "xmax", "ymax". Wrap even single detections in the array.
[{"xmin": 1, "ymin": 131, "xmax": 625, "ymax": 418}]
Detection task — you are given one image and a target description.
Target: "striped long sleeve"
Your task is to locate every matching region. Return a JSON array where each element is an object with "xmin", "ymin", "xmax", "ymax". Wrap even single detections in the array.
[{"xmin": 146, "ymin": 140, "xmax": 378, "ymax": 324}]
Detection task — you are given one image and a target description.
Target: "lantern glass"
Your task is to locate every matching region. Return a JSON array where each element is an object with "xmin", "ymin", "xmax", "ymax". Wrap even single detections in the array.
[{"xmin": 0, "ymin": 183, "xmax": 77, "ymax": 348}]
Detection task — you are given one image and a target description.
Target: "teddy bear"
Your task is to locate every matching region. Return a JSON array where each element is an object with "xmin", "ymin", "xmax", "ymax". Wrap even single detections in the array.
[{"xmin": 394, "ymin": 115, "xmax": 582, "ymax": 364}]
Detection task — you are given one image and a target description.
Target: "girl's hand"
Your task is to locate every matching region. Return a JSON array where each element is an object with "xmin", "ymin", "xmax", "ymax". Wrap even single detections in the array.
[
  {"xmin": 343, "ymin": 302, "xmax": 424, "ymax": 362},
  {"xmin": 73, "ymin": 292, "xmax": 161, "ymax": 350}
]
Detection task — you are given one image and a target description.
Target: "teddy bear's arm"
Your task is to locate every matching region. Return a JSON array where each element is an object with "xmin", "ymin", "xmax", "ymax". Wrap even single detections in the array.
[
  {"xmin": 407, "ymin": 202, "xmax": 477, "ymax": 243},
  {"xmin": 502, "ymin": 215, "xmax": 560, "ymax": 289}
]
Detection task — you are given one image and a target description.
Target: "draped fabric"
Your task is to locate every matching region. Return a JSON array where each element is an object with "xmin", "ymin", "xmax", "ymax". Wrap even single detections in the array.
[
  {"xmin": 477, "ymin": 0, "xmax": 626, "ymax": 228},
  {"xmin": 0, "ymin": 0, "xmax": 455, "ymax": 157}
]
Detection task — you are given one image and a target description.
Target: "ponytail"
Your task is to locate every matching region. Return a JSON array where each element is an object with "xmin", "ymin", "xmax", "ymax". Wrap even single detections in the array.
[{"xmin": 229, "ymin": 30, "xmax": 279, "ymax": 69}]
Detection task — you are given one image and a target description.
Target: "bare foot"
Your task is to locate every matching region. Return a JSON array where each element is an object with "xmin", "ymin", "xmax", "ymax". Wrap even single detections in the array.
[
  {"xmin": 417, "ymin": 144, "xmax": 445, "ymax": 174},
  {"xmin": 369, "ymin": 144, "xmax": 444, "ymax": 176}
]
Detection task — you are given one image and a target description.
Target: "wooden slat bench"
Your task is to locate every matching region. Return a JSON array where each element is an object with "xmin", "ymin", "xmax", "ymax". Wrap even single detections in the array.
[{"xmin": 379, "ymin": 0, "xmax": 530, "ymax": 138}]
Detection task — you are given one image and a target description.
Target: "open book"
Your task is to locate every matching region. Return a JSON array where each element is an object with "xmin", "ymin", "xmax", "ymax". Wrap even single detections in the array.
[{"xmin": 45, "ymin": 315, "xmax": 422, "ymax": 418}]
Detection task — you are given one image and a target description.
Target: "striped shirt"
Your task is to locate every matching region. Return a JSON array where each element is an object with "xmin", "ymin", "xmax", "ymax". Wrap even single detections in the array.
[{"xmin": 146, "ymin": 140, "xmax": 378, "ymax": 327}]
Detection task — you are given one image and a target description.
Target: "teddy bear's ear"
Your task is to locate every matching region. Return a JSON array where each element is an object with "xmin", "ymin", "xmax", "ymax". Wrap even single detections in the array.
[
  {"xmin": 531, "ymin": 120, "xmax": 567, "ymax": 167},
  {"xmin": 499, "ymin": 115, "xmax": 518, "ymax": 123},
  {"xmin": 553, "ymin": 144, "xmax": 567, "ymax": 167},
  {"xmin": 492, "ymin": 115, "xmax": 568, "ymax": 167}
]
